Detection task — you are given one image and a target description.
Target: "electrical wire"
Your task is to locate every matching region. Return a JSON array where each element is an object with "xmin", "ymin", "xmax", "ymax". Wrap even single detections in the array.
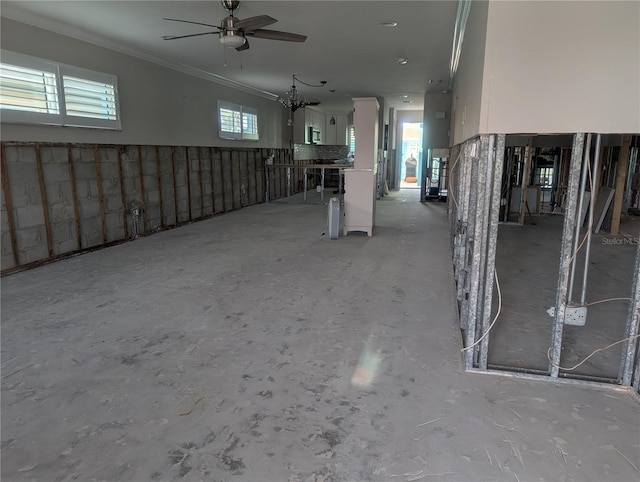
[
  {"xmin": 585, "ymin": 297, "xmax": 632, "ymax": 306},
  {"xmin": 461, "ymin": 268, "xmax": 502, "ymax": 352},
  {"xmin": 547, "ymin": 333, "xmax": 640, "ymax": 372}
]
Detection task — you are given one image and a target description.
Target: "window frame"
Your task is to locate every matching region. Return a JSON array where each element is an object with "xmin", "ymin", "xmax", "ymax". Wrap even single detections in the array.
[
  {"xmin": 217, "ymin": 100, "xmax": 259, "ymax": 141},
  {"xmin": 0, "ymin": 50, "xmax": 122, "ymax": 130}
]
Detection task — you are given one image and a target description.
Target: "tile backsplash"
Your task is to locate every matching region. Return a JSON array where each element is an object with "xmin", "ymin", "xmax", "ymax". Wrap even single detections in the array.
[{"xmin": 294, "ymin": 144, "xmax": 350, "ymax": 161}]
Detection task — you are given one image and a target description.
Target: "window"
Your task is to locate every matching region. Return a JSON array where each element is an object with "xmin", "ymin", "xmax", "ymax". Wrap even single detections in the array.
[
  {"xmin": 218, "ymin": 100, "xmax": 259, "ymax": 140},
  {"xmin": 0, "ymin": 50, "xmax": 121, "ymax": 130}
]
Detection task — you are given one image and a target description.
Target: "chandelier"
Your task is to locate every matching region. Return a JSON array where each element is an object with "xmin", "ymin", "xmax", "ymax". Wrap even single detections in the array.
[{"xmin": 278, "ymin": 75, "xmax": 325, "ymax": 113}]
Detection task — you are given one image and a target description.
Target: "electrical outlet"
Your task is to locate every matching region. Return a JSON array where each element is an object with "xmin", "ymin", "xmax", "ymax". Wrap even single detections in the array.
[{"xmin": 564, "ymin": 306, "xmax": 587, "ymax": 326}]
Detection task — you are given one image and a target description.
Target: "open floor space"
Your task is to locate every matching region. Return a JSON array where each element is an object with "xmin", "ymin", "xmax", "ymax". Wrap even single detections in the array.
[{"xmin": 2, "ymin": 190, "xmax": 639, "ymax": 482}]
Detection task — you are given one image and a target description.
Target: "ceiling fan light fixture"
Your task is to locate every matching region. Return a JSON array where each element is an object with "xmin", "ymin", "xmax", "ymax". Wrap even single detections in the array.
[{"xmin": 220, "ymin": 34, "xmax": 246, "ymax": 48}]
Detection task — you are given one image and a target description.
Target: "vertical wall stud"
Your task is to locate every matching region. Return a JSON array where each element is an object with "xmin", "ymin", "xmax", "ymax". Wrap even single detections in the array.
[
  {"xmin": 93, "ymin": 146, "xmax": 108, "ymax": 244},
  {"xmin": 35, "ymin": 144, "xmax": 54, "ymax": 258},
  {"xmin": 185, "ymin": 147, "xmax": 193, "ymax": 220},
  {"xmin": 1, "ymin": 144, "xmax": 20, "ymax": 266},
  {"xmin": 155, "ymin": 146, "xmax": 164, "ymax": 228},
  {"xmin": 230, "ymin": 150, "xmax": 237, "ymax": 209},
  {"xmin": 67, "ymin": 146, "xmax": 82, "ymax": 249},
  {"xmin": 253, "ymin": 150, "xmax": 259, "ymax": 204},
  {"xmin": 171, "ymin": 147, "xmax": 178, "ymax": 224},
  {"xmin": 136, "ymin": 145, "xmax": 148, "ymax": 234},
  {"xmin": 219, "ymin": 148, "xmax": 227, "ymax": 212},
  {"xmin": 479, "ymin": 134, "xmax": 505, "ymax": 370},
  {"xmin": 116, "ymin": 147, "xmax": 129, "ymax": 240},
  {"xmin": 197, "ymin": 147, "xmax": 204, "ymax": 217},
  {"xmin": 209, "ymin": 147, "xmax": 216, "ymax": 214},
  {"xmin": 611, "ymin": 135, "xmax": 632, "ymax": 235},
  {"xmin": 550, "ymin": 133, "xmax": 585, "ymax": 377},
  {"xmin": 619, "ymin": 237, "xmax": 640, "ymax": 385}
]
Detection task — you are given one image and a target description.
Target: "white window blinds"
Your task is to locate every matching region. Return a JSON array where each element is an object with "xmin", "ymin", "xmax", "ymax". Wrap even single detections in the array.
[
  {"xmin": 0, "ymin": 50, "xmax": 121, "ymax": 130},
  {"xmin": 218, "ymin": 100, "xmax": 259, "ymax": 141}
]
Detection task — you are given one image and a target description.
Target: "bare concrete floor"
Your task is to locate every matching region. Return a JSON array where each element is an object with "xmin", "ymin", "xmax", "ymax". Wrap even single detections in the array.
[
  {"xmin": 491, "ymin": 214, "xmax": 640, "ymax": 379},
  {"xmin": 2, "ymin": 189, "xmax": 639, "ymax": 482}
]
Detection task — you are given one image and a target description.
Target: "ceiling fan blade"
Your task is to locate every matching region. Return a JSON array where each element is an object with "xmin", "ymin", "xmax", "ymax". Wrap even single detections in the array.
[
  {"xmin": 235, "ymin": 15, "xmax": 277, "ymax": 32},
  {"xmin": 163, "ymin": 17, "xmax": 221, "ymax": 29},
  {"xmin": 248, "ymin": 29, "xmax": 307, "ymax": 42},
  {"xmin": 305, "ymin": 101, "xmax": 321, "ymax": 106},
  {"xmin": 162, "ymin": 31, "xmax": 219, "ymax": 41},
  {"xmin": 236, "ymin": 38, "xmax": 250, "ymax": 51}
]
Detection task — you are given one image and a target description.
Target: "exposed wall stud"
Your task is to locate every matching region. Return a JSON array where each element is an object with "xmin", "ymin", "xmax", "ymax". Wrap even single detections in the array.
[
  {"xmin": 93, "ymin": 146, "xmax": 108, "ymax": 244},
  {"xmin": 171, "ymin": 146, "xmax": 178, "ymax": 225},
  {"xmin": 550, "ymin": 133, "xmax": 585, "ymax": 377},
  {"xmin": 1, "ymin": 144, "xmax": 19, "ymax": 266},
  {"xmin": 209, "ymin": 147, "xmax": 216, "ymax": 215},
  {"xmin": 219, "ymin": 148, "xmax": 227, "ymax": 212},
  {"xmin": 185, "ymin": 147, "xmax": 192, "ymax": 221},
  {"xmin": 116, "ymin": 147, "xmax": 129, "ymax": 240},
  {"xmin": 611, "ymin": 135, "xmax": 632, "ymax": 235},
  {"xmin": 136, "ymin": 145, "xmax": 147, "ymax": 234},
  {"xmin": 155, "ymin": 146, "xmax": 164, "ymax": 228},
  {"xmin": 197, "ymin": 147, "xmax": 204, "ymax": 217},
  {"xmin": 34, "ymin": 144, "xmax": 54, "ymax": 258}
]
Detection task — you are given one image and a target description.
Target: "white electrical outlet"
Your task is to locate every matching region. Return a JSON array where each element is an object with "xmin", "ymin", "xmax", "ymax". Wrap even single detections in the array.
[{"xmin": 564, "ymin": 306, "xmax": 587, "ymax": 326}]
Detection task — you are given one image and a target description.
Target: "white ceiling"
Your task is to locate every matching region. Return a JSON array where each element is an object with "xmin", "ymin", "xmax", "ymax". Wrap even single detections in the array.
[{"xmin": 1, "ymin": 1, "xmax": 458, "ymax": 115}]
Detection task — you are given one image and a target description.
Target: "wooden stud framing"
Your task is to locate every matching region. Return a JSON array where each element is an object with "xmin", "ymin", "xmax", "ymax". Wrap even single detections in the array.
[
  {"xmin": 519, "ymin": 141, "xmax": 533, "ymax": 225},
  {"xmin": 185, "ymin": 147, "xmax": 193, "ymax": 221},
  {"xmin": 155, "ymin": 146, "xmax": 164, "ymax": 228},
  {"xmin": 67, "ymin": 146, "xmax": 82, "ymax": 250},
  {"xmin": 197, "ymin": 147, "xmax": 205, "ymax": 217},
  {"xmin": 229, "ymin": 150, "xmax": 237, "ymax": 210},
  {"xmin": 34, "ymin": 144, "xmax": 54, "ymax": 258},
  {"xmin": 1, "ymin": 144, "xmax": 20, "ymax": 266},
  {"xmin": 171, "ymin": 146, "xmax": 178, "ymax": 224},
  {"xmin": 209, "ymin": 147, "xmax": 216, "ymax": 214},
  {"xmin": 253, "ymin": 150, "xmax": 259, "ymax": 204},
  {"xmin": 220, "ymin": 149, "xmax": 227, "ymax": 212},
  {"xmin": 93, "ymin": 146, "xmax": 108, "ymax": 244},
  {"xmin": 116, "ymin": 147, "xmax": 129, "ymax": 240},
  {"xmin": 136, "ymin": 145, "xmax": 148, "ymax": 234},
  {"xmin": 611, "ymin": 135, "xmax": 632, "ymax": 235}
]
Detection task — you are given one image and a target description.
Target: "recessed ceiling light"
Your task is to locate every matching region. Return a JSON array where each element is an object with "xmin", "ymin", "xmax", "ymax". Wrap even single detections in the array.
[
  {"xmin": 397, "ymin": 58, "xmax": 408, "ymax": 65},
  {"xmin": 428, "ymin": 79, "xmax": 442, "ymax": 84},
  {"xmin": 380, "ymin": 21, "xmax": 398, "ymax": 27},
  {"xmin": 403, "ymin": 100, "xmax": 412, "ymax": 104},
  {"xmin": 402, "ymin": 95, "xmax": 409, "ymax": 98}
]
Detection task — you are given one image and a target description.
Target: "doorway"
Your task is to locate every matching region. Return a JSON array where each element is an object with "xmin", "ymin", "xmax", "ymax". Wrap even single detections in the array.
[{"xmin": 399, "ymin": 122, "xmax": 423, "ymax": 189}]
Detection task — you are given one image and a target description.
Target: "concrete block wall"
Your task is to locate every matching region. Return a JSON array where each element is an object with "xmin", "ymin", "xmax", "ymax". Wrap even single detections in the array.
[{"xmin": 1, "ymin": 142, "xmax": 299, "ymax": 274}]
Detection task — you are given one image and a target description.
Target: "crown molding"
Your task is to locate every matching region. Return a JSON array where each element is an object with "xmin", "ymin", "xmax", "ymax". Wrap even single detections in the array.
[{"xmin": 1, "ymin": 4, "xmax": 279, "ymax": 102}]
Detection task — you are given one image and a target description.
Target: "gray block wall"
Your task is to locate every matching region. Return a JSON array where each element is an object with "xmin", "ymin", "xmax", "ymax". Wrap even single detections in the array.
[{"xmin": 1, "ymin": 142, "xmax": 294, "ymax": 274}]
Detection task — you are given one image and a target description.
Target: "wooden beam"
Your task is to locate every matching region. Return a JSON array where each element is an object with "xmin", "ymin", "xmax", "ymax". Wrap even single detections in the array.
[
  {"xmin": 171, "ymin": 146, "xmax": 178, "ymax": 224},
  {"xmin": 253, "ymin": 149, "xmax": 259, "ymax": 204},
  {"xmin": 34, "ymin": 145, "xmax": 54, "ymax": 258},
  {"xmin": 229, "ymin": 150, "xmax": 237, "ymax": 210},
  {"xmin": 220, "ymin": 149, "xmax": 227, "ymax": 212},
  {"xmin": 185, "ymin": 147, "xmax": 192, "ymax": 221},
  {"xmin": 116, "ymin": 147, "xmax": 129, "ymax": 240},
  {"xmin": 1, "ymin": 144, "xmax": 20, "ymax": 266},
  {"xmin": 136, "ymin": 145, "xmax": 147, "ymax": 234},
  {"xmin": 610, "ymin": 135, "xmax": 632, "ymax": 235},
  {"xmin": 197, "ymin": 147, "xmax": 204, "ymax": 218},
  {"xmin": 155, "ymin": 146, "xmax": 164, "ymax": 228},
  {"xmin": 93, "ymin": 146, "xmax": 108, "ymax": 244},
  {"xmin": 209, "ymin": 147, "xmax": 216, "ymax": 214},
  {"xmin": 67, "ymin": 146, "xmax": 82, "ymax": 250}
]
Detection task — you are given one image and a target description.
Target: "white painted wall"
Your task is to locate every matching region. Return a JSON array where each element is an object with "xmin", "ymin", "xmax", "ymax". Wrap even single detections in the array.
[
  {"xmin": 480, "ymin": 1, "xmax": 640, "ymax": 135},
  {"xmin": 423, "ymin": 92, "xmax": 452, "ymax": 148},
  {"xmin": 0, "ymin": 18, "xmax": 290, "ymax": 147},
  {"xmin": 451, "ymin": 0, "xmax": 489, "ymax": 145}
]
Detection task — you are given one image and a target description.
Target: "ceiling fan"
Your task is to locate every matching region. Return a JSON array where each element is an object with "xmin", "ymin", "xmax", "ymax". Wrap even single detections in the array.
[{"xmin": 162, "ymin": 0, "xmax": 307, "ymax": 51}]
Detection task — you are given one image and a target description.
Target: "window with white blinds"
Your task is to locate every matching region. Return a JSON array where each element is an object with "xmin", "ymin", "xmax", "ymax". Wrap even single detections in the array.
[
  {"xmin": 0, "ymin": 50, "xmax": 121, "ymax": 130},
  {"xmin": 218, "ymin": 100, "xmax": 259, "ymax": 141}
]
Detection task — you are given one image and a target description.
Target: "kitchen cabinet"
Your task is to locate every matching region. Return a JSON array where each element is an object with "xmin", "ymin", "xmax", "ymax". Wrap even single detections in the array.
[
  {"xmin": 293, "ymin": 109, "xmax": 348, "ymax": 145},
  {"xmin": 325, "ymin": 115, "xmax": 348, "ymax": 145}
]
